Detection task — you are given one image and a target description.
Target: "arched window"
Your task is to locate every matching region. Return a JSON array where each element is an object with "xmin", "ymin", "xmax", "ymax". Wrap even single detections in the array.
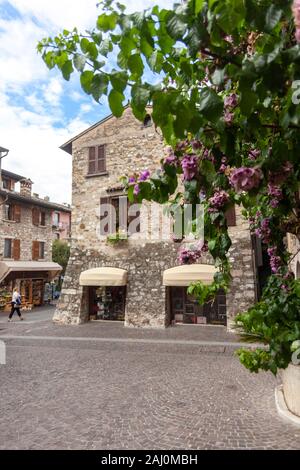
[{"xmin": 143, "ymin": 114, "xmax": 152, "ymax": 128}]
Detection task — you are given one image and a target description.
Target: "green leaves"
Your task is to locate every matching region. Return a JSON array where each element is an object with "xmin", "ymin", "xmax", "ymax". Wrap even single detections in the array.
[
  {"xmin": 80, "ymin": 70, "xmax": 94, "ymax": 94},
  {"xmin": 199, "ymin": 88, "xmax": 223, "ymax": 122},
  {"xmin": 73, "ymin": 54, "xmax": 86, "ymax": 72},
  {"xmin": 97, "ymin": 13, "xmax": 118, "ymax": 32},
  {"xmin": 128, "ymin": 53, "xmax": 144, "ymax": 79},
  {"xmin": 110, "ymin": 70, "xmax": 128, "ymax": 92},
  {"xmin": 131, "ymin": 85, "xmax": 151, "ymax": 119},
  {"xmin": 108, "ymin": 89, "xmax": 125, "ymax": 117},
  {"xmin": 265, "ymin": 5, "xmax": 282, "ymax": 32}
]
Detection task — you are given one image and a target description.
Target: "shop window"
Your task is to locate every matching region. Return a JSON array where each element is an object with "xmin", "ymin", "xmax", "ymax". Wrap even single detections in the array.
[
  {"xmin": 4, "ymin": 239, "xmax": 12, "ymax": 258},
  {"xmin": 88, "ymin": 145, "xmax": 106, "ymax": 175}
]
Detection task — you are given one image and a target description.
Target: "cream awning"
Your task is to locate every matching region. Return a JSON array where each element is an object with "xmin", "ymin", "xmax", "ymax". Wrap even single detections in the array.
[
  {"xmin": 163, "ymin": 264, "xmax": 217, "ymax": 286},
  {"xmin": 79, "ymin": 267, "xmax": 128, "ymax": 286},
  {"xmin": 0, "ymin": 261, "xmax": 62, "ymax": 283}
]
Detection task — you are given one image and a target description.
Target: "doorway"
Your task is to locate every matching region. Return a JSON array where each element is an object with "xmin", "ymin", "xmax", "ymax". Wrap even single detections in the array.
[
  {"xmin": 168, "ymin": 287, "xmax": 226, "ymax": 325},
  {"xmin": 88, "ymin": 286, "xmax": 126, "ymax": 321}
]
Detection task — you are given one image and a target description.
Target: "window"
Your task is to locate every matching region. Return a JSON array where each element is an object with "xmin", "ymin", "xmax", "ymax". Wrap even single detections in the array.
[
  {"xmin": 100, "ymin": 196, "xmax": 140, "ymax": 236},
  {"xmin": 4, "ymin": 239, "xmax": 12, "ymax": 258},
  {"xmin": 4, "ymin": 204, "xmax": 13, "ymax": 220},
  {"xmin": 53, "ymin": 212, "xmax": 60, "ymax": 226},
  {"xmin": 88, "ymin": 145, "xmax": 106, "ymax": 175},
  {"xmin": 4, "ymin": 203, "xmax": 21, "ymax": 222},
  {"xmin": 32, "ymin": 241, "xmax": 45, "ymax": 260},
  {"xmin": 55, "ymin": 233, "xmax": 60, "ymax": 240},
  {"xmin": 40, "ymin": 211, "xmax": 46, "ymax": 226},
  {"xmin": 2, "ymin": 178, "xmax": 11, "ymax": 190}
]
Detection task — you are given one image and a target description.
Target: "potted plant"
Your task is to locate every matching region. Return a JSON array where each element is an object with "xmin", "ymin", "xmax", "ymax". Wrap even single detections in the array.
[{"xmin": 106, "ymin": 229, "xmax": 128, "ymax": 246}]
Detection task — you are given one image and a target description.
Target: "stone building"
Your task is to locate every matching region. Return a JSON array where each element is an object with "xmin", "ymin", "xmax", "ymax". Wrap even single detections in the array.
[
  {"xmin": 0, "ymin": 169, "xmax": 70, "ymax": 311},
  {"xmin": 54, "ymin": 107, "xmax": 267, "ymax": 329}
]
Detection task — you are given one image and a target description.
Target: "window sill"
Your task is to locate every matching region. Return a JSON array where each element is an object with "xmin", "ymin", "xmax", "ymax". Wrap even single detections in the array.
[
  {"xmin": 2, "ymin": 219, "xmax": 17, "ymax": 223},
  {"xmin": 39, "ymin": 225, "xmax": 47, "ymax": 228},
  {"xmin": 86, "ymin": 172, "xmax": 108, "ymax": 178}
]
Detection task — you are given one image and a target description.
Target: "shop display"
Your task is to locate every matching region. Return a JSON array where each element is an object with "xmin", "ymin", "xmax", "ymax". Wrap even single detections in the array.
[
  {"xmin": 89, "ymin": 286, "xmax": 126, "ymax": 321},
  {"xmin": 0, "ymin": 287, "xmax": 12, "ymax": 311}
]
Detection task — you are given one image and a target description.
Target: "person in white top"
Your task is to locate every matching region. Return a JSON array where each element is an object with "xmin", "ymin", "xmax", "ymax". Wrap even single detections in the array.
[{"xmin": 8, "ymin": 287, "xmax": 23, "ymax": 321}]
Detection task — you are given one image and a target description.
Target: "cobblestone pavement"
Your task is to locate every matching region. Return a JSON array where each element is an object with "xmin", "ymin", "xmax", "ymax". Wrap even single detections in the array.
[{"xmin": 0, "ymin": 316, "xmax": 299, "ymax": 450}]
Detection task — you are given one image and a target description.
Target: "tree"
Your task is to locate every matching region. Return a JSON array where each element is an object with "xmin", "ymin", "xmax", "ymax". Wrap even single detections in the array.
[
  {"xmin": 52, "ymin": 240, "xmax": 70, "ymax": 289},
  {"xmin": 38, "ymin": 0, "xmax": 300, "ymax": 374}
]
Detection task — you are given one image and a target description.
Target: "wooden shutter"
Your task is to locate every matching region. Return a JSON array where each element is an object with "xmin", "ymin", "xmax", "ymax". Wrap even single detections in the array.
[
  {"xmin": 97, "ymin": 145, "xmax": 106, "ymax": 173},
  {"xmin": 32, "ymin": 208, "xmax": 39, "ymax": 226},
  {"xmin": 32, "ymin": 241, "xmax": 39, "ymax": 261},
  {"xmin": 13, "ymin": 204, "xmax": 21, "ymax": 223},
  {"xmin": 88, "ymin": 147, "xmax": 96, "ymax": 174},
  {"xmin": 100, "ymin": 196, "xmax": 110, "ymax": 235},
  {"xmin": 13, "ymin": 239, "xmax": 20, "ymax": 260},
  {"xmin": 225, "ymin": 206, "xmax": 236, "ymax": 227}
]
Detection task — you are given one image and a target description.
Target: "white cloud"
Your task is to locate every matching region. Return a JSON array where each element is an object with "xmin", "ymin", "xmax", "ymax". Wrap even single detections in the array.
[
  {"xmin": 42, "ymin": 78, "xmax": 63, "ymax": 107},
  {"xmin": 0, "ymin": 0, "xmax": 174, "ymax": 204}
]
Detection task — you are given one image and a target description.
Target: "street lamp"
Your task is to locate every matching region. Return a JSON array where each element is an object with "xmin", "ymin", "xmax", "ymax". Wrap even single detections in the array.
[{"xmin": 0, "ymin": 146, "xmax": 9, "ymax": 189}]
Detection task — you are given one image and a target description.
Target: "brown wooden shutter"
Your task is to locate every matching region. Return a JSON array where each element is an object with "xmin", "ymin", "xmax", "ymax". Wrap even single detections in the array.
[
  {"xmin": 88, "ymin": 147, "xmax": 96, "ymax": 174},
  {"xmin": 13, "ymin": 239, "xmax": 20, "ymax": 260},
  {"xmin": 14, "ymin": 204, "xmax": 21, "ymax": 223},
  {"xmin": 32, "ymin": 241, "xmax": 39, "ymax": 260},
  {"xmin": 32, "ymin": 208, "xmax": 39, "ymax": 226},
  {"xmin": 225, "ymin": 206, "xmax": 236, "ymax": 227},
  {"xmin": 97, "ymin": 145, "xmax": 106, "ymax": 173}
]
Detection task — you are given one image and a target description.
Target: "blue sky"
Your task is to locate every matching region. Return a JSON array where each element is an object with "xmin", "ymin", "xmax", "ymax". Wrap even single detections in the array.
[{"xmin": 0, "ymin": 0, "xmax": 173, "ymax": 204}]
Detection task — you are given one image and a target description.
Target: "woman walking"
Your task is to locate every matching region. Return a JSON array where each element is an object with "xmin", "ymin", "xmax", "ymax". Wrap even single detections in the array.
[{"xmin": 8, "ymin": 287, "xmax": 23, "ymax": 321}]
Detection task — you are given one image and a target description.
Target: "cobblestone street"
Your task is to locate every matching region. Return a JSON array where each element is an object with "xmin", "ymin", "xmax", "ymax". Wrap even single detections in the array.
[{"xmin": 0, "ymin": 307, "xmax": 299, "ymax": 450}]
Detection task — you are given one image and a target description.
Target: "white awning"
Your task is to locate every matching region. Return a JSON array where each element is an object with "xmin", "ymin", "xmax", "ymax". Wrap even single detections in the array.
[
  {"xmin": 0, "ymin": 261, "xmax": 62, "ymax": 283},
  {"xmin": 163, "ymin": 264, "xmax": 217, "ymax": 286},
  {"xmin": 79, "ymin": 267, "xmax": 128, "ymax": 286}
]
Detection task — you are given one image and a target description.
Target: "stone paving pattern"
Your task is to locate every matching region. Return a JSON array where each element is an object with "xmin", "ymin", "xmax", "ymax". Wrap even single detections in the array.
[{"xmin": 0, "ymin": 308, "xmax": 299, "ymax": 450}]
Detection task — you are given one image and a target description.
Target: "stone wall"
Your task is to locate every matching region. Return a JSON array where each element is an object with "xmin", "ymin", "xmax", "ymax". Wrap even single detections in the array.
[
  {"xmin": 55, "ymin": 108, "xmax": 257, "ymax": 328},
  {"xmin": 0, "ymin": 196, "xmax": 53, "ymax": 262}
]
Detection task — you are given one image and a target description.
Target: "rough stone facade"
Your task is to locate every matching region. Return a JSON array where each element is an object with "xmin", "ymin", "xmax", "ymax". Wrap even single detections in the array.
[
  {"xmin": 0, "ymin": 196, "xmax": 53, "ymax": 262},
  {"xmin": 55, "ymin": 107, "xmax": 256, "ymax": 328}
]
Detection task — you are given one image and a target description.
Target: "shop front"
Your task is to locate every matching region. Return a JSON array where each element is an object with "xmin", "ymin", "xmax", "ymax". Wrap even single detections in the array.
[
  {"xmin": 79, "ymin": 267, "xmax": 127, "ymax": 322},
  {"xmin": 0, "ymin": 261, "xmax": 62, "ymax": 312},
  {"xmin": 163, "ymin": 264, "xmax": 227, "ymax": 326}
]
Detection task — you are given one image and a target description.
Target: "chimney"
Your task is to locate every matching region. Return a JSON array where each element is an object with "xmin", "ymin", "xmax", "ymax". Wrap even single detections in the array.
[
  {"xmin": 44, "ymin": 196, "xmax": 50, "ymax": 202},
  {"xmin": 33, "ymin": 192, "xmax": 39, "ymax": 198},
  {"xmin": 20, "ymin": 178, "xmax": 33, "ymax": 197}
]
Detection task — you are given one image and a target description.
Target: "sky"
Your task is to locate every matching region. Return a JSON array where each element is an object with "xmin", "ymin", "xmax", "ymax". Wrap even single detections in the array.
[{"xmin": 0, "ymin": 0, "xmax": 173, "ymax": 204}]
